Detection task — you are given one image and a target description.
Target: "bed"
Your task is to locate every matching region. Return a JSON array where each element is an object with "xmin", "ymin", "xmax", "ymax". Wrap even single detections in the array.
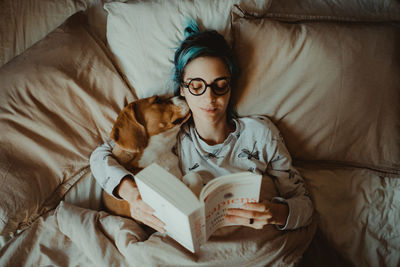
[{"xmin": 0, "ymin": 0, "xmax": 399, "ymax": 266}]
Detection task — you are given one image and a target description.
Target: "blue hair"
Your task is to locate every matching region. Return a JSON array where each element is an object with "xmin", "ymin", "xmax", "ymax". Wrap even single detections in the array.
[{"xmin": 172, "ymin": 20, "xmax": 240, "ymax": 97}]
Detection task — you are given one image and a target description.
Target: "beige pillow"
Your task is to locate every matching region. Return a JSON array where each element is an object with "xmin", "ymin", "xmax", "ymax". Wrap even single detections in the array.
[
  {"xmin": 0, "ymin": 19, "xmax": 133, "ymax": 237},
  {"xmin": 231, "ymin": 10, "xmax": 400, "ymax": 170},
  {"xmin": 0, "ymin": 0, "xmax": 93, "ymax": 67},
  {"xmin": 238, "ymin": 0, "xmax": 400, "ymax": 22},
  {"xmin": 104, "ymin": 0, "xmax": 271, "ymax": 99}
]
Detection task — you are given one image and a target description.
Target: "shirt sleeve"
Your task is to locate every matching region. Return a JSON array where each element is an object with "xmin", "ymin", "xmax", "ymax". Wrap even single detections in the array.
[
  {"xmin": 89, "ymin": 140, "xmax": 134, "ymax": 198},
  {"xmin": 263, "ymin": 120, "xmax": 314, "ymax": 230}
]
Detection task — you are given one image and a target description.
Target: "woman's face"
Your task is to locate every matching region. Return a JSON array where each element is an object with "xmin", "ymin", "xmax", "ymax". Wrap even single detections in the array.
[{"xmin": 180, "ymin": 56, "xmax": 231, "ymax": 126}]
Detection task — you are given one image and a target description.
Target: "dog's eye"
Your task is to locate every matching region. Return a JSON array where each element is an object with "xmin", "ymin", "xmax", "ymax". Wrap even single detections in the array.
[{"xmin": 153, "ymin": 96, "xmax": 162, "ymax": 104}]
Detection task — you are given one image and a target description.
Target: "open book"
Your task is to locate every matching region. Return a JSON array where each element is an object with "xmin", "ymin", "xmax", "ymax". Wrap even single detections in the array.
[{"xmin": 134, "ymin": 163, "xmax": 262, "ymax": 253}]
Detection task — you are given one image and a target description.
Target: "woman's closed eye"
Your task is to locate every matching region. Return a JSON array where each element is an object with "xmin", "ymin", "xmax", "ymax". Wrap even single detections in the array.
[{"xmin": 214, "ymin": 78, "xmax": 229, "ymax": 89}]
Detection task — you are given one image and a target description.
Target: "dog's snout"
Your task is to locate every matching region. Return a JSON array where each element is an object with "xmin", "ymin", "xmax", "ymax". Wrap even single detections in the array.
[{"xmin": 171, "ymin": 96, "xmax": 190, "ymax": 114}]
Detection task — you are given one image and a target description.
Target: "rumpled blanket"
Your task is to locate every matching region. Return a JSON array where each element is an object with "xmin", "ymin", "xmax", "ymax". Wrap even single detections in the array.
[{"xmin": 0, "ymin": 201, "xmax": 316, "ymax": 267}]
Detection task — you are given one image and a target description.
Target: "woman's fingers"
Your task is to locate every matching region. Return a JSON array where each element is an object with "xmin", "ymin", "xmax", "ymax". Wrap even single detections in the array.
[
  {"xmin": 130, "ymin": 200, "xmax": 166, "ymax": 233},
  {"xmin": 225, "ymin": 208, "xmax": 272, "ymax": 229},
  {"xmin": 225, "ymin": 201, "xmax": 274, "ymax": 229},
  {"xmin": 226, "ymin": 208, "xmax": 271, "ymax": 220},
  {"xmin": 141, "ymin": 214, "xmax": 166, "ymax": 233},
  {"xmin": 241, "ymin": 202, "xmax": 269, "ymax": 212},
  {"xmin": 225, "ymin": 213, "xmax": 265, "ymax": 229},
  {"xmin": 225, "ymin": 201, "xmax": 288, "ymax": 228},
  {"xmin": 137, "ymin": 199, "xmax": 155, "ymax": 214}
]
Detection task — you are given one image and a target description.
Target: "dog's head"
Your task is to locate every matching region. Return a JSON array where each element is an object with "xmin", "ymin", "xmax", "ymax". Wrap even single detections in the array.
[{"xmin": 110, "ymin": 95, "xmax": 191, "ymax": 153}]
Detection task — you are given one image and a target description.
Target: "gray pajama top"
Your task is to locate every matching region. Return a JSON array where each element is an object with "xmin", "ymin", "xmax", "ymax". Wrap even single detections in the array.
[{"xmin": 90, "ymin": 115, "xmax": 314, "ymax": 230}]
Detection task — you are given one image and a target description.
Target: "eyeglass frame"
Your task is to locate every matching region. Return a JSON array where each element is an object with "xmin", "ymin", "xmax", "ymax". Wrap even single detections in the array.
[{"xmin": 181, "ymin": 77, "xmax": 231, "ymax": 96}]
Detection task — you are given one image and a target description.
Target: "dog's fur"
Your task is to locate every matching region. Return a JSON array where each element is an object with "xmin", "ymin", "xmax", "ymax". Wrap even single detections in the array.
[{"xmin": 103, "ymin": 95, "xmax": 191, "ymax": 217}]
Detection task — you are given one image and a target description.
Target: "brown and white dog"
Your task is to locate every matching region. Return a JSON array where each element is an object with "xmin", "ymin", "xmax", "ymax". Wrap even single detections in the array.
[{"xmin": 103, "ymin": 95, "xmax": 192, "ymax": 217}]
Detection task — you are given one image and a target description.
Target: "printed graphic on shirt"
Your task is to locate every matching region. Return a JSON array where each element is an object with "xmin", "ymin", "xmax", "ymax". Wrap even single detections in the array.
[
  {"xmin": 189, "ymin": 163, "xmax": 200, "ymax": 171},
  {"xmin": 203, "ymin": 147, "xmax": 224, "ymax": 160},
  {"xmin": 238, "ymin": 141, "xmax": 259, "ymax": 160}
]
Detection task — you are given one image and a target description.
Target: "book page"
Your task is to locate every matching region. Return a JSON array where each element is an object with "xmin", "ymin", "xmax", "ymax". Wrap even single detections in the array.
[{"xmin": 199, "ymin": 172, "xmax": 262, "ymax": 239}]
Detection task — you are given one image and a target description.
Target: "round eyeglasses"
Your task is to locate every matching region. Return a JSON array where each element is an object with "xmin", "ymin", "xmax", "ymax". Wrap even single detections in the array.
[{"xmin": 182, "ymin": 77, "xmax": 231, "ymax": 96}]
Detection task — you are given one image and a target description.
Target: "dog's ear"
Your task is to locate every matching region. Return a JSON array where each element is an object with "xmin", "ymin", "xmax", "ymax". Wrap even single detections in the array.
[{"xmin": 110, "ymin": 102, "xmax": 148, "ymax": 153}]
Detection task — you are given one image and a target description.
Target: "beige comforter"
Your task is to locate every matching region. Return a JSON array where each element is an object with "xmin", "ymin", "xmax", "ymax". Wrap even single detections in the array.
[{"xmin": 1, "ymin": 186, "xmax": 316, "ymax": 267}]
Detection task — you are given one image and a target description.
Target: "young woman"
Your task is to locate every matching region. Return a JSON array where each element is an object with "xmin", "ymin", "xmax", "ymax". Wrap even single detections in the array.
[{"xmin": 90, "ymin": 22, "xmax": 313, "ymax": 235}]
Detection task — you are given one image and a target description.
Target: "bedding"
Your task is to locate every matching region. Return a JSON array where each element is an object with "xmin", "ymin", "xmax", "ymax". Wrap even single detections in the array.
[
  {"xmin": 1, "ymin": 0, "xmax": 399, "ymax": 266},
  {"xmin": 260, "ymin": 0, "xmax": 400, "ymax": 22},
  {"xmin": 299, "ymin": 165, "xmax": 400, "ymax": 266},
  {"xmin": 0, "ymin": 0, "xmax": 97, "ymax": 67},
  {"xmin": 0, "ymin": 179, "xmax": 316, "ymax": 267},
  {"xmin": 0, "ymin": 14, "xmax": 134, "ymax": 241},
  {"xmin": 247, "ymin": 0, "xmax": 400, "ymax": 21},
  {"xmin": 104, "ymin": 0, "xmax": 271, "ymax": 98},
  {"xmin": 231, "ymin": 7, "xmax": 400, "ymax": 170},
  {"xmin": 229, "ymin": 6, "xmax": 400, "ymax": 265}
]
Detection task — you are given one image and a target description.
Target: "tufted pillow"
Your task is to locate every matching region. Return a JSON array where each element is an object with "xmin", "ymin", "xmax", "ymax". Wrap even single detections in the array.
[
  {"xmin": 104, "ymin": 0, "xmax": 271, "ymax": 99},
  {"xmin": 231, "ymin": 8, "xmax": 400, "ymax": 171}
]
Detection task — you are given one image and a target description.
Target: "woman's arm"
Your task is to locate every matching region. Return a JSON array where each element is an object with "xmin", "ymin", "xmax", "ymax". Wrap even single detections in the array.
[
  {"xmin": 226, "ymin": 118, "xmax": 313, "ymax": 230},
  {"xmin": 89, "ymin": 140, "xmax": 133, "ymax": 198},
  {"xmin": 263, "ymin": 132, "xmax": 314, "ymax": 230},
  {"xmin": 89, "ymin": 140, "xmax": 165, "ymax": 232}
]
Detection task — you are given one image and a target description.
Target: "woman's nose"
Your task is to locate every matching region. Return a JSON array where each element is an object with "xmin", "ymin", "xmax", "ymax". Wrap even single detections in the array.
[{"xmin": 202, "ymin": 87, "xmax": 216, "ymax": 103}]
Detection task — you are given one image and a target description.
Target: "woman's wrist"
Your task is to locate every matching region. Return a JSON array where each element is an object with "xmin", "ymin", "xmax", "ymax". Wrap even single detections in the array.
[
  {"xmin": 273, "ymin": 202, "xmax": 289, "ymax": 226},
  {"xmin": 116, "ymin": 175, "xmax": 136, "ymax": 200}
]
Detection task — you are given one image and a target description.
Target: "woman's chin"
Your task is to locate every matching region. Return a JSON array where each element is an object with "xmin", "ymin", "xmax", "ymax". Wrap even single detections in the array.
[
  {"xmin": 198, "ymin": 108, "xmax": 219, "ymax": 118},
  {"xmin": 194, "ymin": 110, "xmax": 225, "ymax": 124}
]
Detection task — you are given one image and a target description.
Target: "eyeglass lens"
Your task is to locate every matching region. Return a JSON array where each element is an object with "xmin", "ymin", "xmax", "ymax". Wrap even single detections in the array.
[{"xmin": 187, "ymin": 78, "xmax": 230, "ymax": 96}]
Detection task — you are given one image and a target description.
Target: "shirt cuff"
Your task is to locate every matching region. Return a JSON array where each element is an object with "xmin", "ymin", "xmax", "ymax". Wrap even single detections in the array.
[
  {"xmin": 274, "ymin": 196, "xmax": 313, "ymax": 230},
  {"xmin": 271, "ymin": 196, "xmax": 290, "ymax": 230},
  {"xmin": 104, "ymin": 167, "xmax": 134, "ymax": 199}
]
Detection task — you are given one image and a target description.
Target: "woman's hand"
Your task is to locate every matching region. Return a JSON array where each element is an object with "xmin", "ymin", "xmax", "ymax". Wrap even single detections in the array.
[
  {"xmin": 117, "ymin": 176, "xmax": 166, "ymax": 233},
  {"xmin": 225, "ymin": 200, "xmax": 288, "ymax": 229}
]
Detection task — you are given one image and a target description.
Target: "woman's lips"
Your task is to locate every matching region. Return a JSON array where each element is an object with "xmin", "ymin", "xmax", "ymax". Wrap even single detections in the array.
[{"xmin": 200, "ymin": 107, "xmax": 217, "ymax": 113}]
